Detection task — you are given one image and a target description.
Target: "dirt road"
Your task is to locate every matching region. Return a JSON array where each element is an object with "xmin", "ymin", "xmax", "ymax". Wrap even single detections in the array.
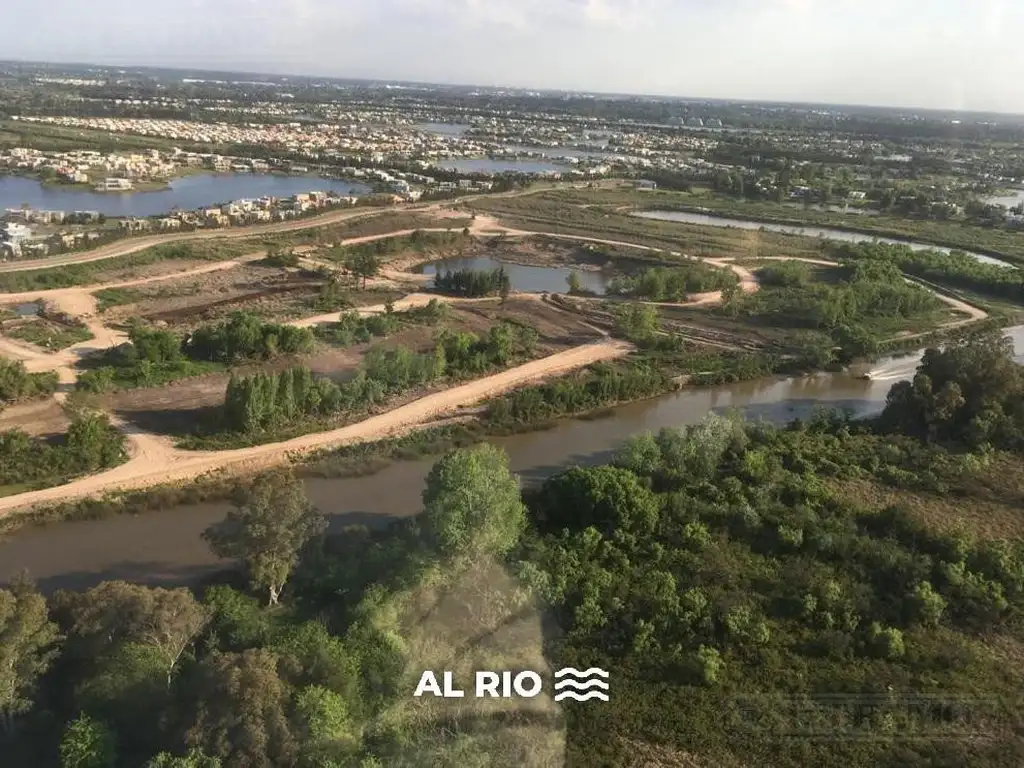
[{"xmin": 0, "ymin": 339, "xmax": 631, "ymax": 513}]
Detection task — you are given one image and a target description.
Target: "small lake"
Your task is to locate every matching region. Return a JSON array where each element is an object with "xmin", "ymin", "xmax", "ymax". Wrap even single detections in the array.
[
  {"xmin": 419, "ymin": 255, "xmax": 610, "ymax": 295},
  {"xmin": 634, "ymin": 210, "xmax": 1011, "ymax": 267},
  {"xmin": 0, "ymin": 173, "xmax": 372, "ymax": 218},
  {"xmin": 436, "ymin": 158, "xmax": 564, "ymax": 175}
]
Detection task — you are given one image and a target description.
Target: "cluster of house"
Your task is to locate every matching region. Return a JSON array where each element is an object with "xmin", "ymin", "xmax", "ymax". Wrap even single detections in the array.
[
  {"xmin": 0, "ymin": 190, "xmax": 358, "ymax": 259},
  {"xmin": 118, "ymin": 191, "xmax": 358, "ymax": 232},
  {"xmin": 1, "ymin": 214, "xmax": 105, "ymax": 259},
  {"xmin": 1, "ymin": 147, "xmax": 177, "ymax": 189}
]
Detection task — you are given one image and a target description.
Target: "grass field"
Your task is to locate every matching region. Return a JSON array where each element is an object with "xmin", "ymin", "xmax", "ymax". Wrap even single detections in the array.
[{"xmin": 5, "ymin": 319, "xmax": 94, "ymax": 350}]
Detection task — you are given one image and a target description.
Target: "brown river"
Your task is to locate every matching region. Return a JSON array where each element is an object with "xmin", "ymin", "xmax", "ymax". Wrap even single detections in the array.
[{"xmin": 3, "ymin": 327, "xmax": 1022, "ymax": 592}]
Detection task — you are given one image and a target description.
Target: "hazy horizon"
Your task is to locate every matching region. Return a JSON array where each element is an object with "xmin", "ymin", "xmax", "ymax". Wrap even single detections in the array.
[{"xmin": 1, "ymin": 0, "xmax": 1020, "ymax": 114}]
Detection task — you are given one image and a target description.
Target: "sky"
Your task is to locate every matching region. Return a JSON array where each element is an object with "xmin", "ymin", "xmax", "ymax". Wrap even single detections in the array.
[{"xmin": 1, "ymin": 0, "xmax": 1021, "ymax": 114}]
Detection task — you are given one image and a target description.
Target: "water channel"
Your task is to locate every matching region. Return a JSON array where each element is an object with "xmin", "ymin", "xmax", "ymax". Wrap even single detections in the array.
[
  {"xmin": 633, "ymin": 210, "xmax": 1012, "ymax": 267},
  {"xmin": 0, "ymin": 173, "xmax": 371, "ymax": 218},
  {"xmin": 3, "ymin": 326, "xmax": 1022, "ymax": 592},
  {"xmin": 419, "ymin": 255, "xmax": 611, "ymax": 295}
]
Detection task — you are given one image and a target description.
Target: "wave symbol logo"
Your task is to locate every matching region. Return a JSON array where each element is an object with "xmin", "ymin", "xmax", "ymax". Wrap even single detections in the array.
[{"xmin": 553, "ymin": 667, "xmax": 610, "ymax": 702}]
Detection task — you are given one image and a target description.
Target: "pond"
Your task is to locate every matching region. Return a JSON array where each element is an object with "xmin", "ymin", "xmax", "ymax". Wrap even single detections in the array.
[
  {"xmin": 418, "ymin": 255, "xmax": 610, "ymax": 295},
  {"xmin": 0, "ymin": 173, "xmax": 372, "ymax": 218},
  {"xmin": 634, "ymin": 209, "xmax": 1011, "ymax": 267}
]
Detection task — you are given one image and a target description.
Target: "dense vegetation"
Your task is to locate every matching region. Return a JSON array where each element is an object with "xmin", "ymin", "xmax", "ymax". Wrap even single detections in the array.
[
  {"xmin": 312, "ymin": 300, "xmax": 449, "ymax": 347},
  {"xmin": 6, "ymin": 328, "xmax": 1024, "ymax": 766},
  {"xmin": 0, "ymin": 411, "xmax": 126, "ymax": 491},
  {"xmin": 0, "ymin": 357, "xmax": 59, "ymax": 407},
  {"xmin": 833, "ymin": 241, "xmax": 1024, "ymax": 305},
  {"xmin": 608, "ymin": 262, "xmax": 739, "ymax": 301},
  {"xmin": 208, "ymin": 322, "xmax": 539, "ymax": 442},
  {"xmin": 715, "ymin": 257, "xmax": 947, "ymax": 364},
  {"xmin": 433, "ymin": 266, "xmax": 511, "ymax": 298},
  {"xmin": 881, "ymin": 329, "xmax": 1024, "ymax": 450},
  {"xmin": 77, "ymin": 314, "xmax": 315, "ymax": 392},
  {"xmin": 486, "ymin": 361, "xmax": 668, "ymax": 424}
]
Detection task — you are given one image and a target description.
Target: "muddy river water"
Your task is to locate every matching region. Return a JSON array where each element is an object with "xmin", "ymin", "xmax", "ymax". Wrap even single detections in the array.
[{"xmin": 3, "ymin": 326, "xmax": 1021, "ymax": 592}]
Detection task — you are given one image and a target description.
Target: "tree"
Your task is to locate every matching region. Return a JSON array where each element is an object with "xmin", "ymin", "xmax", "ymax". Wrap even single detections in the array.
[
  {"xmin": 907, "ymin": 581, "xmax": 947, "ymax": 627},
  {"xmin": 421, "ymin": 444, "xmax": 526, "ymax": 560},
  {"xmin": 185, "ymin": 650, "xmax": 297, "ymax": 768},
  {"xmin": 294, "ymin": 684, "xmax": 352, "ymax": 753},
  {"xmin": 344, "ymin": 250, "xmax": 380, "ymax": 289},
  {"xmin": 65, "ymin": 412, "xmax": 126, "ymax": 471},
  {"xmin": 614, "ymin": 303, "xmax": 659, "ymax": 340},
  {"xmin": 537, "ymin": 465, "xmax": 660, "ymax": 536},
  {"xmin": 57, "ymin": 581, "xmax": 210, "ymax": 687},
  {"xmin": 146, "ymin": 750, "xmax": 222, "ymax": 768},
  {"xmin": 566, "ymin": 270, "xmax": 583, "ymax": 294},
  {"xmin": 694, "ymin": 645, "xmax": 724, "ymax": 686},
  {"xmin": 203, "ymin": 470, "xmax": 327, "ymax": 605},
  {"xmin": 59, "ymin": 713, "xmax": 116, "ymax": 768},
  {"xmin": 0, "ymin": 575, "xmax": 61, "ymax": 732}
]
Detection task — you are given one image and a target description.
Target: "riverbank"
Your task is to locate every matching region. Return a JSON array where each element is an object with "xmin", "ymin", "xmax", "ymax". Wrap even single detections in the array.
[
  {"xmin": 634, "ymin": 199, "xmax": 1024, "ymax": 266},
  {"xmin": 0, "ymin": 336, "xmax": 937, "ymax": 536}
]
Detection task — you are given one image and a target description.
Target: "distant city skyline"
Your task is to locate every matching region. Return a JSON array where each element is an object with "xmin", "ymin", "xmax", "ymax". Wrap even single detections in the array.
[{"xmin": 1, "ymin": 0, "xmax": 1020, "ymax": 114}]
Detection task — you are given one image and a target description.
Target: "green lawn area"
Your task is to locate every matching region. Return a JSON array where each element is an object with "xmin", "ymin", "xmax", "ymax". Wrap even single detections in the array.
[{"xmin": 5, "ymin": 319, "xmax": 94, "ymax": 350}]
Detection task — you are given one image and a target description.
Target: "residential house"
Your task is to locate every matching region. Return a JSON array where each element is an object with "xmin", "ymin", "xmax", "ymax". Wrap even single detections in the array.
[{"xmin": 101, "ymin": 178, "xmax": 133, "ymax": 191}]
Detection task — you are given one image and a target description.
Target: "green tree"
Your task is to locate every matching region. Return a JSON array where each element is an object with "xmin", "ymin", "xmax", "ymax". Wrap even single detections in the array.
[
  {"xmin": 294, "ymin": 684, "xmax": 353, "ymax": 753},
  {"xmin": 614, "ymin": 303, "xmax": 659, "ymax": 341},
  {"xmin": 566, "ymin": 270, "xmax": 583, "ymax": 294},
  {"xmin": 65, "ymin": 412, "xmax": 126, "ymax": 471},
  {"xmin": 421, "ymin": 444, "xmax": 527, "ymax": 560},
  {"xmin": 345, "ymin": 250, "xmax": 380, "ymax": 289},
  {"xmin": 59, "ymin": 713, "xmax": 116, "ymax": 768},
  {"xmin": 694, "ymin": 645, "xmax": 724, "ymax": 686},
  {"xmin": 203, "ymin": 470, "xmax": 327, "ymax": 605},
  {"xmin": 0, "ymin": 575, "xmax": 61, "ymax": 731},
  {"xmin": 868, "ymin": 622, "xmax": 906, "ymax": 659},
  {"xmin": 537, "ymin": 465, "xmax": 660, "ymax": 536},
  {"xmin": 907, "ymin": 581, "xmax": 947, "ymax": 627},
  {"xmin": 57, "ymin": 581, "xmax": 210, "ymax": 687},
  {"xmin": 146, "ymin": 750, "xmax": 222, "ymax": 768},
  {"xmin": 185, "ymin": 650, "xmax": 297, "ymax": 768}
]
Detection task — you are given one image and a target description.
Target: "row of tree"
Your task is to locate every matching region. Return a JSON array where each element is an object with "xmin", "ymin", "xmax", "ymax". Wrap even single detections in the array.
[
  {"xmin": 220, "ymin": 323, "xmax": 539, "ymax": 435},
  {"xmin": 433, "ymin": 267, "xmax": 511, "ymax": 298},
  {"xmin": 312, "ymin": 300, "xmax": 450, "ymax": 348}
]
